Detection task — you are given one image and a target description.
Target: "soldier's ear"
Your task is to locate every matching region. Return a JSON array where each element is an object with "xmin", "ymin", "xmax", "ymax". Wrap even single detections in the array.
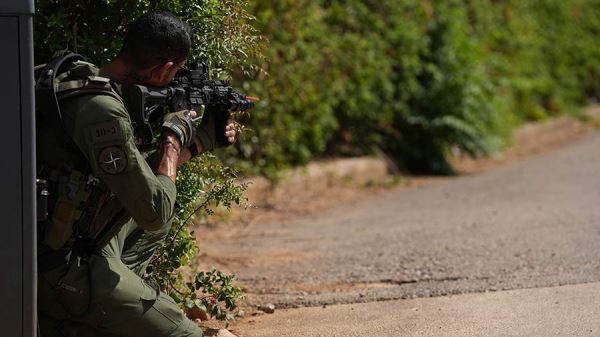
[
  {"xmin": 155, "ymin": 61, "xmax": 175, "ymax": 83},
  {"xmin": 165, "ymin": 61, "xmax": 183, "ymax": 82}
]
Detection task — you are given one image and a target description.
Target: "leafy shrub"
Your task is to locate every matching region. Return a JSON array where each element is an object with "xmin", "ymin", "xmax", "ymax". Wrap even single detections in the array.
[
  {"xmin": 224, "ymin": 0, "xmax": 340, "ymax": 177},
  {"xmin": 149, "ymin": 154, "xmax": 248, "ymax": 325},
  {"xmin": 232, "ymin": 0, "xmax": 600, "ymax": 174}
]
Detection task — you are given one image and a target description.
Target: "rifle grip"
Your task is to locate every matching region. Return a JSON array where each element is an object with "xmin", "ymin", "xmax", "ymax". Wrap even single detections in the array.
[{"xmin": 214, "ymin": 111, "xmax": 230, "ymax": 147}]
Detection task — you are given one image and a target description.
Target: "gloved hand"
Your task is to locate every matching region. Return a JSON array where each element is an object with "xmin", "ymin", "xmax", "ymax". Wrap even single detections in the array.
[
  {"xmin": 195, "ymin": 108, "xmax": 235, "ymax": 152},
  {"xmin": 162, "ymin": 110, "xmax": 195, "ymax": 147}
]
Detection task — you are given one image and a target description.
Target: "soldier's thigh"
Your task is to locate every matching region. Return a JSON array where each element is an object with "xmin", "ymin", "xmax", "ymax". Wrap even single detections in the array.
[
  {"xmin": 94, "ymin": 257, "xmax": 203, "ymax": 337},
  {"xmin": 121, "ymin": 224, "xmax": 170, "ymax": 276}
]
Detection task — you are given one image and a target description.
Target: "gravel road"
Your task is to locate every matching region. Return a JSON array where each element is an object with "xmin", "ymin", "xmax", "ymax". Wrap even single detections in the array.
[{"xmin": 201, "ymin": 132, "xmax": 600, "ymax": 309}]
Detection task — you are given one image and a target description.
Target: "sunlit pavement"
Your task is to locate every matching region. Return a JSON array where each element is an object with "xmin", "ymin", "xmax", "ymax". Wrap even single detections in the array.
[
  {"xmin": 236, "ymin": 282, "xmax": 600, "ymax": 337},
  {"xmin": 211, "ymin": 132, "xmax": 600, "ymax": 336}
]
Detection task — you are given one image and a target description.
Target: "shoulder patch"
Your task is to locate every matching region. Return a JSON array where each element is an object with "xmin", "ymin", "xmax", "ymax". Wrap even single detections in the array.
[
  {"xmin": 90, "ymin": 121, "xmax": 122, "ymax": 144},
  {"xmin": 97, "ymin": 146, "xmax": 128, "ymax": 175}
]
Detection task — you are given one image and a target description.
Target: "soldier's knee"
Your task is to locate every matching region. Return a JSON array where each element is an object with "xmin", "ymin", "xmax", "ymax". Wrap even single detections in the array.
[
  {"xmin": 149, "ymin": 293, "xmax": 203, "ymax": 337},
  {"xmin": 169, "ymin": 318, "xmax": 204, "ymax": 337}
]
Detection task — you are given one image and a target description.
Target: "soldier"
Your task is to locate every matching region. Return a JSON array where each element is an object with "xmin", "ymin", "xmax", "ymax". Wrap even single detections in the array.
[{"xmin": 36, "ymin": 12, "xmax": 234, "ymax": 337}]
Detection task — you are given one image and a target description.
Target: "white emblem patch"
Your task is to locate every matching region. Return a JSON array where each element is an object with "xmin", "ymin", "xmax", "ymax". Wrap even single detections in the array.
[{"xmin": 98, "ymin": 146, "xmax": 127, "ymax": 174}]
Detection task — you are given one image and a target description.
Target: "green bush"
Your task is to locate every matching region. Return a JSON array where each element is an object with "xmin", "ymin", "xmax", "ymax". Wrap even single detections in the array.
[
  {"xmin": 230, "ymin": 0, "xmax": 600, "ymax": 174},
  {"xmin": 224, "ymin": 0, "xmax": 340, "ymax": 177}
]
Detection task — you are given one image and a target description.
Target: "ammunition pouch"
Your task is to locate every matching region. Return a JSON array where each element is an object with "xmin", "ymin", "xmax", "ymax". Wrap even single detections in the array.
[
  {"xmin": 40, "ymin": 168, "xmax": 96, "ymax": 250},
  {"xmin": 38, "ymin": 241, "xmax": 93, "ymax": 318},
  {"xmin": 39, "ymin": 165, "xmax": 129, "ymax": 252},
  {"xmin": 56, "ymin": 256, "xmax": 93, "ymax": 317}
]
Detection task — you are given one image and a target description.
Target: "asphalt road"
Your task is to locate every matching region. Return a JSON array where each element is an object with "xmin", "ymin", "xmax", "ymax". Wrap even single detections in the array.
[{"xmin": 203, "ymin": 132, "xmax": 600, "ymax": 310}]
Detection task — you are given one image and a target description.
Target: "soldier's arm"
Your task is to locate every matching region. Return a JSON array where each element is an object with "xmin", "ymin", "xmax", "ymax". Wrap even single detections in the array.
[
  {"xmin": 65, "ymin": 95, "xmax": 181, "ymax": 232},
  {"xmin": 156, "ymin": 131, "xmax": 182, "ymax": 182}
]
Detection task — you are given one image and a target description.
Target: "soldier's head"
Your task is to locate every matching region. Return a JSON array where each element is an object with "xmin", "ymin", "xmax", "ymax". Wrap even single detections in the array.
[{"xmin": 118, "ymin": 11, "xmax": 192, "ymax": 86}]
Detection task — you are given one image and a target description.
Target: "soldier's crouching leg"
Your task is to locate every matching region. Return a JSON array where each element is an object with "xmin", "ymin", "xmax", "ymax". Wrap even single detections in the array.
[
  {"xmin": 39, "ymin": 253, "xmax": 203, "ymax": 337},
  {"xmin": 91, "ymin": 255, "xmax": 204, "ymax": 337}
]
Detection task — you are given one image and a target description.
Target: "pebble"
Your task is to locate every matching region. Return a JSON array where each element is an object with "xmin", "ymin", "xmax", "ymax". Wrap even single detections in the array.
[
  {"xmin": 259, "ymin": 303, "xmax": 276, "ymax": 314},
  {"xmin": 216, "ymin": 329, "xmax": 238, "ymax": 337}
]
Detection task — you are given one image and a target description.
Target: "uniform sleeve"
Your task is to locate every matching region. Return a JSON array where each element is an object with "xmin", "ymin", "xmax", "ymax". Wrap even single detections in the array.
[{"xmin": 65, "ymin": 95, "xmax": 177, "ymax": 232}]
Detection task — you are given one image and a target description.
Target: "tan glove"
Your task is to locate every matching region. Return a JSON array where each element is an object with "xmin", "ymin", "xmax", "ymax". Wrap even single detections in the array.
[{"xmin": 162, "ymin": 110, "xmax": 195, "ymax": 147}]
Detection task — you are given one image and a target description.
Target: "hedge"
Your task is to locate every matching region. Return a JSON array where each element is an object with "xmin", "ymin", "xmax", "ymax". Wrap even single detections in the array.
[
  {"xmin": 35, "ymin": 0, "xmax": 600, "ymax": 176},
  {"xmin": 230, "ymin": 0, "xmax": 600, "ymax": 174}
]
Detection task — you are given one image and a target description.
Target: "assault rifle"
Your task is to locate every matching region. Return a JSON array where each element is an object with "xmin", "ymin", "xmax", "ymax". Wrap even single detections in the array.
[{"xmin": 123, "ymin": 61, "xmax": 257, "ymax": 149}]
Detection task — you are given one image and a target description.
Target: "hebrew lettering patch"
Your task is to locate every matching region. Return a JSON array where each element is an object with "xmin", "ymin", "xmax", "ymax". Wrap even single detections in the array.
[{"xmin": 90, "ymin": 121, "xmax": 122, "ymax": 144}]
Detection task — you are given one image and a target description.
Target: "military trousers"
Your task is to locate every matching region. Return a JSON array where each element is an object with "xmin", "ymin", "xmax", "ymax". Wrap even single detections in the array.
[{"xmin": 38, "ymin": 219, "xmax": 203, "ymax": 337}]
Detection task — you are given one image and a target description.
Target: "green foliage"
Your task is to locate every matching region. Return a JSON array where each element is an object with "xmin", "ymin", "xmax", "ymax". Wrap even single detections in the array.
[
  {"xmin": 148, "ymin": 154, "xmax": 248, "ymax": 325},
  {"xmin": 184, "ymin": 268, "xmax": 245, "ymax": 325},
  {"xmin": 150, "ymin": 154, "xmax": 248, "ymax": 280},
  {"xmin": 227, "ymin": 0, "xmax": 600, "ymax": 174},
  {"xmin": 34, "ymin": 0, "xmax": 263, "ymax": 73},
  {"xmin": 389, "ymin": 0, "xmax": 509, "ymax": 173},
  {"xmin": 226, "ymin": 0, "xmax": 340, "ymax": 176}
]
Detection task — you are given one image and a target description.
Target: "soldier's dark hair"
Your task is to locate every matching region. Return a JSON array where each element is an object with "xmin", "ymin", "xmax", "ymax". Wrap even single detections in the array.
[{"xmin": 119, "ymin": 11, "xmax": 192, "ymax": 69}]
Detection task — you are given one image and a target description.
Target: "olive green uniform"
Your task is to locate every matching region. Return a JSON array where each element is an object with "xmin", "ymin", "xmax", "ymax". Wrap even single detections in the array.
[{"xmin": 37, "ymin": 62, "xmax": 203, "ymax": 337}]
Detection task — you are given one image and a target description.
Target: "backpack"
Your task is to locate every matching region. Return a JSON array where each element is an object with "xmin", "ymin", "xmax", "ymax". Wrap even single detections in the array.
[{"xmin": 35, "ymin": 50, "xmax": 122, "ymax": 132}]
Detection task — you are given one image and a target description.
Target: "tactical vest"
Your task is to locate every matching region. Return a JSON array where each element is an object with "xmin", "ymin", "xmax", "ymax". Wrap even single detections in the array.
[{"xmin": 36, "ymin": 51, "xmax": 128, "ymax": 253}]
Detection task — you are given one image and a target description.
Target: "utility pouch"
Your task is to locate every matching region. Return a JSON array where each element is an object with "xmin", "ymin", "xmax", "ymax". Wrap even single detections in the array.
[
  {"xmin": 44, "ymin": 169, "xmax": 91, "ymax": 250},
  {"xmin": 56, "ymin": 255, "xmax": 92, "ymax": 317},
  {"xmin": 74, "ymin": 180, "xmax": 130, "ymax": 251}
]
